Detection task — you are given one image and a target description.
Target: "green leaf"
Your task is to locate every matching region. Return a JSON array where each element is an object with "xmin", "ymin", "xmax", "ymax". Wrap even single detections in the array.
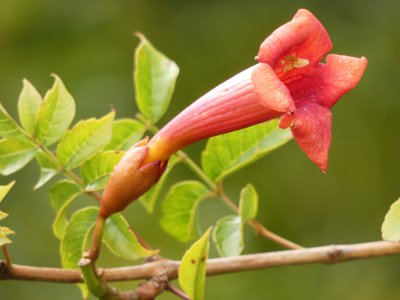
[
  {"xmin": 201, "ymin": 120, "xmax": 292, "ymax": 182},
  {"xmin": 178, "ymin": 227, "xmax": 212, "ymax": 300},
  {"xmin": 80, "ymin": 150, "xmax": 124, "ymax": 191},
  {"xmin": 61, "ymin": 206, "xmax": 155, "ymax": 269},
  {"xmin": 34, "ymin": 150, "xmax": 59, "ymax": 189},
  {"xmin": 0, "ymin": 139, "xmax": 38, "ymax": 175},
  {"xmin": 239, "ymin": 184, "xmax": 258, "ymax": 222},
  {"xmin": 139, "ymin": 155, "xmax": 180, "ymax": 213},
  {"xmin": 103, "ymin": 213, "xmax": 157, "ymax": 260},
  {"xmin": 105, "ymin": 119, "xmax": 145, "ymax": 151},
  {"xmin": 0, "ymin": 103, "xmax": 25, "ymax": 139},
  {"xmin": 213, "ymin": 216, "xmax": 243, "ymax": 257},
  {"xmin": 0, "ymin": 226, "xmax": 15, "ymax": 246},
  {"xmin": 56, "ymin": 111, "xmax": 115, "ymax": 170},
  {"xmin": 35, "ymin": 75, "xmax": 76, "ymax": 146},
  {"xmin": 0, "ymin": 181, "xmax": 15, "ymax": 202},
  {"xmin": 382, "ymin": 198, "xmax": 400, "ymax": 241},
  {"xmin": 160, "ymin": 181, "xmax": 209, "ymax": 242},
  {"xmin": 134, "ymin": 33, "xmax": 179, "ymax": 123},
  {"xmin": 50, "ymin": 180, "xmax": 83, "ymax": 239},
  {"xmin": 18, "ymin": 79, "xmax": 42, "ymax": 135},
  {"xmin": 61, "ymin": 207, "xmax": 98, "ymax": 269}
]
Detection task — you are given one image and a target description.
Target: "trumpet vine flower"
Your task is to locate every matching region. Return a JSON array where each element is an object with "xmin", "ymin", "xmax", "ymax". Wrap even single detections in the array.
[{"xmin": 99, "ymin": 9, "xmax": 367, "ymax": 218}]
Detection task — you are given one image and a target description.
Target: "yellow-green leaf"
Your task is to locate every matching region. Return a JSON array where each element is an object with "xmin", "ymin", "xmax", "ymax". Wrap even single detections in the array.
[
  {"xmin": 202, "ymin": 120, "xmax": 292, "ymax": 182},
  {"xmin": 50, "ymin": 180, "xmax": 83, "ymax": 239},
  {"xmin": 178, "ymin": 227, "xmax": 212, "ymax": 300},
  {"xmin": 34, "ymin": 150, "xmax": 59, "ymax": 189},
  {"xmin": 61, "ymin": 207, "xmax": 97, "ymax": 269},
  {"xmin": 160, "ymin": 181, "xmax": 209, "ymax": 242},
  {"xmin": 56, "ymin": 111, "xmax": 115, "ymax": 169},
  {"xmin": 239, "ymin": 184, "xmax": 258, "ymax": 222},
  {"xmin": 35, "ymin": 75, "xmax": 76, "ymax": 146},
  {"xmin": 105, "ymin": 119, "xmax": 145, "ymax": 151},
  {"xmin": 18, "ymin": 79, "xmax": 42, "ymax": 135},
  {"xmin": 103, "ymin": 213, "xmax": 157, "ymax": 260},
  {"xmin": 0, "ymin": 181, "xmax": 15, "ymax": 202},
  {"xmin": 134, "ymin": 33, "xmax": 179, "ymax": 123},
  {"xmin": 382, "ymin": 198, "xmax": 400, "ymax": 241},
  {"xmin": 213, "ymin": 216, "xmax": 243, "ymax": 257},
  {"xmin": 0, "ymin": 226, "xmax": 15, "ymax": 246},
  {"xmin": 0, "ymin": 139, "xmax": 38, "ymax": 175},
  {"xmin": 80, "ymin": 151, "xmax": 124, "ymax": 191},
  {"xmin": 0, "ymin": 103, "xmax": 25, "ymax": 140},
  {"xmin": 0, "ymin": 211, "xmax": 8, "ymax": 221}
]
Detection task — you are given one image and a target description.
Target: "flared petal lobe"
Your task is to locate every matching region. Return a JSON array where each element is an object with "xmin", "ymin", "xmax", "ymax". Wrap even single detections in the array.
[
  {"xmin": 282, "ymin": 54, "xmax": 368, "ymax": 108},
  {"xmin": 280, "ymin": 103, "xmax": 332, "ymax": 172},
  {"xmin": 258, "ymin": 9, "xmax": 332, "ymax": 68},
  {"xmin": 252, "ymin": 63, "xmax": 295, "ymax": 112}
]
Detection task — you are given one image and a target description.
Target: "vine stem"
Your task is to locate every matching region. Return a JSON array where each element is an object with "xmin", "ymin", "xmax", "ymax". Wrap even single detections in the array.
[
  {"xmin": 175, "ymin": 151, "xmax": 217, "ymax": 190},
  {"xmin": 1, "ymin": 246, "xmax": 11, "ymax": 266},
  {"xmin": 217, "ymin": 182, "xmax": 303, "ymax": 250},
  {"xmin": 87, "ymin": 216, "xmax": 106, "ymax": 262}
]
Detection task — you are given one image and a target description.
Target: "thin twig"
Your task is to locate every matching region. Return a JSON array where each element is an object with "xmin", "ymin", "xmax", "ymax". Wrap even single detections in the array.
[
  {"xmin": 1, "ymin": 241, "xmax": 399, "ymax": 283},
  {"xmin": 1, "ymin": 246, "xmax": 12, "ymax": 266},
  {"xmin": 166, "ymin": 283, "xmax": 190, "ymax": 300},
  {"xmin": 217, "ymin": 182, "xmax": 302, "ymax": 249}
]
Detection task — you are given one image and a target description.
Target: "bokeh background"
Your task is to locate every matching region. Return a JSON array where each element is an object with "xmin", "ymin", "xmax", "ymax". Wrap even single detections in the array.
[{"xmin": 1, "ymin": 0, "xmax": 400, "ymax": 299}]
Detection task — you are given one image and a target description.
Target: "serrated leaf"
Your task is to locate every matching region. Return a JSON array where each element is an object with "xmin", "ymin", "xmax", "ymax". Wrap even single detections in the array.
[
  {"xmin": 161, "ymin": 181, "xmax": 209, "ymax": 242},
  {"xmin": 56, "ymin": 111, "xmax": 115, "ymax": 170},
  {"xmin": 134, "ymin": 33, "xmax": 179, "ymax": 123},
  {"xmin": 239, "ymin": 184, "xmax": 258, "ymax": 222},
  {"xmin": 201, "ymin": 120, "xmax": 292, "ymax": 182},
  {"xmin": 382, "ymin": 198, "xmax": 400, "ymax": 241},
  {"xmin": 213, "ymin": 216, "xmax": 243, "ymax": 257},
  {"xmin": 80, "ymin": 151, "xmax": 124, "ymax": 191},
  {"xmin": 35, "ymin": 75, "xmax": 76, "ymax": 146},
  {"xmin": 0, "ymin": 139, "xmax": 38, "ymax": 175},
  {"xmin": 139, "ymin": 155, "xmax": 180, "ymax": 213},
  {"xmin": 105, "ymin": 119, "xmax": 145, "ymax": 151},
  {"xmin": 0, "ymin": 103, "xmax": 25, "ymax": 139},
  {"xmin": 34, "ymin": 150, "xmax": 59, "ymax": 189},
  {"xmin": 103, "ymin": 213, "xmax": 157, "ymax": 260},
  {"xmin": 0, "ymin": 181, "xmax": 15, "ymax": 202},
  {"xmin": 179, "ymin": 227, "xmax": 211, "ymax": 300},
  {"xmin": 18, "ymin": 79, "xmax": 42, "ymax": 135},
  {"xmin": 0, "ymin": 226, "xmax": 15, "ymax": 246},
  {"xmin": 50, "ymin": 180, "xmax": 83, "ymax": 239}
]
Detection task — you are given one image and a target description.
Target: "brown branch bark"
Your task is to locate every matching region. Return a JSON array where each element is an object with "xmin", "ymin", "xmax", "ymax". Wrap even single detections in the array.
[{"xmin": 1, "ymin": 241, "xmax": 399, "ymax": 283}]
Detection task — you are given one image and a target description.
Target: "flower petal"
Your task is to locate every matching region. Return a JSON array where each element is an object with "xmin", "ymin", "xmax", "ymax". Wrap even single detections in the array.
[
  {"xmin": 283, "ymin": 54, "xmax": 368, "ymax": 109},
  {"xmin": 280, "ymin": 103, "xmax": 332, "ymax": 172},
  {"xmin": 258, "ymin": 9, "xmax": 332, "ymax": 68},
  {"xmin": 252, "ymin": 63, "xmax": 295, "ymax": 113}
]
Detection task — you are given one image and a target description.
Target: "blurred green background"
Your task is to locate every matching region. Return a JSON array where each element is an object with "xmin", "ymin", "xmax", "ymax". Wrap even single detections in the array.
[{"xmin": 1, "ymin": 0, "xmax": 400, "ymax": 299}]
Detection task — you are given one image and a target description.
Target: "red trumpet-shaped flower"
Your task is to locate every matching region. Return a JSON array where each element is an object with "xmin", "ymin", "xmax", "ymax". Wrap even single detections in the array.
[{"xmin": 99, "ymin": 9, "xmax": 367, "ymax": 217}]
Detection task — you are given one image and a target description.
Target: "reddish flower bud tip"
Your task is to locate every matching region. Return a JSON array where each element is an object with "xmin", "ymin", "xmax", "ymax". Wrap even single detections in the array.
[{"xmin": 99, "ymin": 144, "xmax": 165, "ymax": 218}]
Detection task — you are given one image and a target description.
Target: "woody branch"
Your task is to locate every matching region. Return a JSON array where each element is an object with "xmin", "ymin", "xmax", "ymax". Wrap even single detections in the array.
[{"xmin": 1, "ymin": 240, "xmax": 399, "ymax": 283}]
